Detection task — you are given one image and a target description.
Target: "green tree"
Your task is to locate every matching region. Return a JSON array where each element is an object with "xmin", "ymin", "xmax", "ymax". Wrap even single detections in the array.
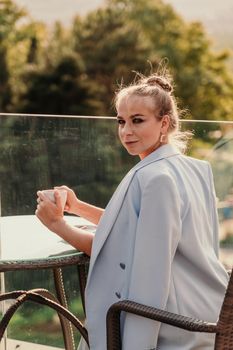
[
  {"xmin": 0, "ymin": 0, "xmax": 25, "ymax": 110},
  {"xmin": 44, "ymin": 21, "xmax": 73, "ymax": 67},
  {"xmin": 0, "ymin": 46, "xmax": 11, "ymax": 110},
  {"xmin": 71, "ymin": 9, "xmax": 151, "ymax": 115},
  {"xmin": 109, "ymin": 0, "xmax": 233, "ymax": 120},
  {"xmin": 19, "ymin": 53, "xmax": 104, "ymax": 115},
  {"xmin": 71, "ymin": 0, "xmax": 233, "ymax": 120},
  {"xmin": 0, "ymin": 0, "xmax": 47, "ymax": 111}
]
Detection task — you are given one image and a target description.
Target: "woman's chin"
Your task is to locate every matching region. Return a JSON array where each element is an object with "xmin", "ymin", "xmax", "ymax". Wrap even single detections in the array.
[{"xmin": 126, "ymin": 149, "xmax": 139, "ymax": 156}]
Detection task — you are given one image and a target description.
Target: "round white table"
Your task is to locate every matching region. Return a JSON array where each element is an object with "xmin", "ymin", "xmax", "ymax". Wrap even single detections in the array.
[{"xmin": 0, "ymin": 215, "xmax": 94, "ymax": 350}]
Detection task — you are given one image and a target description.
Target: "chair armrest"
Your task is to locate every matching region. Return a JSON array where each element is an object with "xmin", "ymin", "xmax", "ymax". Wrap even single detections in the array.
[
  {"xmin": 0, "ymin": 289, "xmax": 89, "ymax": 347},
  {"xmin": 107, "ymin": 300, "xmax": 217, "ymax": 350}
]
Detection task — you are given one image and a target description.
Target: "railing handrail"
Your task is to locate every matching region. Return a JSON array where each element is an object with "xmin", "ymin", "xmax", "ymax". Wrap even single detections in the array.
[
  {"xmin": 0, "ymin": 112, "xmax": 233, "ymax": 124},
  {"xmin": 0, "ymin": 113, "xmax": 114, "ymax": 120}
]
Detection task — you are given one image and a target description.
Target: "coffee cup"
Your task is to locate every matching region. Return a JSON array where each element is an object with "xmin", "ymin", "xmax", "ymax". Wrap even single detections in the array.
[{"xmin": 42, "ymin": 189, "xmax": 67, "ymax": 211}]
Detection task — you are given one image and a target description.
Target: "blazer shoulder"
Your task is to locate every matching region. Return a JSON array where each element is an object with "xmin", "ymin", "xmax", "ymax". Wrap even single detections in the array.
[
  {"xmin": 136, "ymin": 156, "xmax": 175, "ymax": 177},
  {"xmin": 183, "ymin": 154, "xmax": 210, "ymax": 168},
  {"xmin": 135, "ymin": 159, "xmax": 177, "ymax": 192}
]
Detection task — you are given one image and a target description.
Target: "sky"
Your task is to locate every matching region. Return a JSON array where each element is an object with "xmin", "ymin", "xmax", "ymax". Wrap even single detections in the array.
[
  {"xmin": 15, "ymin": 0, "xmax": 104, "ymax": 26},
  {"xmin": 14, "ymin": 0, "xmax": 233, "ymax": 48},
  {"xmin": 15, "ymin": 0, "xmax": 229, "ymax": 26}
]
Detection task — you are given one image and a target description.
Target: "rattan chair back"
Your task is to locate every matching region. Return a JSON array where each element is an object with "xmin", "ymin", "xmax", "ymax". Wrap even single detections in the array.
[
  {"xmin": 214, "ymin": 269, "xmax": 233, "ymax": 349},
  {"xmin": 107, "ymin": 269, "xmax": 233, "ymax": 350}
]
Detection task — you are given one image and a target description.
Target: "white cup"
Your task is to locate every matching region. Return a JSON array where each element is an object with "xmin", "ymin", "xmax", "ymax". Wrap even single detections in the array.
[{"xmin": 42, "ymin": 189, "xmax": 67, "ymax": 211}]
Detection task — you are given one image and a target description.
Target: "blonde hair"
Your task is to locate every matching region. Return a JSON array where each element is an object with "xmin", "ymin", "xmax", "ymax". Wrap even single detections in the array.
[{"xmin": 115, "ymin": 72, "xmax": 191, "ymax": 153}]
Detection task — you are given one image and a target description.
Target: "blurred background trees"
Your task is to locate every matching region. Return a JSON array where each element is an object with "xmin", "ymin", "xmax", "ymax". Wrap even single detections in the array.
[
  {"xmin": 0, "ymin": 0, "xmax": 233, "ymax": 119},
  {"xmin": 0, "ymin": 0, "xmax": 25, "ymax": 111},
  {"xmin": 1, "ymin": 0, "xmax": 233, "ymax": 209}
]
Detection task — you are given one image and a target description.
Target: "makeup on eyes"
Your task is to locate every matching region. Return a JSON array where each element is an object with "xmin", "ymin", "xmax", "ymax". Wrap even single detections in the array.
[{"xmin": 117, "ymin": 114, "xmax": 146, "ymax": 124}]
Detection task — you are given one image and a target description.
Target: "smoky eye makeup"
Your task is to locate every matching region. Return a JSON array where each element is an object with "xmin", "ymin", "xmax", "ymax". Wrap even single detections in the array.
[
  {"xmin": 132, "ymin": 117, "xmax": 144, "ymax": 123},
  {"xmin": 116, "ymin": 116, "xmax": 125, "ymax": 124},
  {"xmin": 116, "ymin": 114, "xmax": 146, "ymax": 125}
]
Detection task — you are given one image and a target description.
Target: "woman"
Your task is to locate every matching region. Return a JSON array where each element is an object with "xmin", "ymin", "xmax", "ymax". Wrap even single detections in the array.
[{"xmin": 36, "ymin": 73, "xmax": 228, "ymax": 350}]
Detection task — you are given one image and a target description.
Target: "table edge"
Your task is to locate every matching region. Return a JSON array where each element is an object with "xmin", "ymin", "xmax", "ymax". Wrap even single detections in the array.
[{"xmin": 0, "ymin": 252, "xmax": 90, "ymax": 272}]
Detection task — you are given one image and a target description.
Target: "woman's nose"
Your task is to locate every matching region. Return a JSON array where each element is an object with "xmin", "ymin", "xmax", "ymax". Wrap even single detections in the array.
[{"xmin": 122, "ymin": 122, "xmax": 133, "ymax": 135}]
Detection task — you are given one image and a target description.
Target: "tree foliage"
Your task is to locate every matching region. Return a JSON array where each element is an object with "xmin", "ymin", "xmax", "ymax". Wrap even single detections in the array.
[
  {"xmin": 0, "ymin": 0, "xmax": 25, "ymax": 110},
  {"xmin": 19, "ymin": 54, "xmax": 105, "ymax": 115},
  {"xmin": 0, "ymin": 0, "xmax": 47, "ymax": 110},
  {"xmin": 71, "ymin": 8, "xmax": 151, "ymax": 114},
  {"xmin": 105, "ymin": 0, "xmax": 233, "ymax": 120},
  {"xmin": 0, "ymin": 0, "xmax": 233, "ymax": 118}
]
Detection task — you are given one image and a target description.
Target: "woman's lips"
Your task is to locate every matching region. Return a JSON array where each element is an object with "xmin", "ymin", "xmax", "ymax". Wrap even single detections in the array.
[{"xmin": 125, "ymin": 141, "xmax": 138, "ymax": 145}]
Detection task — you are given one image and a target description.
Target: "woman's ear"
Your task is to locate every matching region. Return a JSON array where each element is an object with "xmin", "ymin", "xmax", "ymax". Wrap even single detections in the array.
[{"xmin": 161, "ymin": 115, "xmax": 170, "ymax": 133}]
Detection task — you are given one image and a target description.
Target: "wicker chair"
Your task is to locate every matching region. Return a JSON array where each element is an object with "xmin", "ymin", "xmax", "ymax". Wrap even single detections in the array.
[
  {"xmin": 0, "ymin": 263, "xmax": 89, "ymax": 350},
  {"xmin": 106, "ymin": 269, "xmax": 233, "ymax": 350},
  {"xmin": 0, "ymin": 267, "xmax": 232, "ymax": 349},
  {"xmin": 0, "ymin": 288, "xmax": 89, "ymax": 349}
]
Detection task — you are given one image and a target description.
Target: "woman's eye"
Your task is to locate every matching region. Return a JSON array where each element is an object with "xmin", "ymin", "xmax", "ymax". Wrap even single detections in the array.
[
  {"xmin": 133, "ymin": 118, "xmax": 143, "ymax": 124},
  {"xmin": 117, "ymin": 119, "xmax": 125, "ymax": 125}
]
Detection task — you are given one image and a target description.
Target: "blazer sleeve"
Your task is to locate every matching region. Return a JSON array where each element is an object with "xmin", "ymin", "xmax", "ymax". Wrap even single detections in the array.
[{"xmin": 122, "ymin": 173, "xmax": 182, "ymax": 350}]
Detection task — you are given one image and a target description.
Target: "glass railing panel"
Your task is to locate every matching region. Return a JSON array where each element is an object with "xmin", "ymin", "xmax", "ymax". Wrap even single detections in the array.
[
  {"xmin": 0, "ymin": 114, "xmax": 136, "ymax": 348},
  {"xmin": 181, "ymin": 120, "xmax": 233, "ymax": 247},
  {"xmin": 0, "ymin": 114, "xmax": 232, "ymax": 348},
  {"xmin": 181, "ymin": 120, "xmax": 233, "ymax": 269},
  {"xmin": 0, "ymin": 115, "xmax": 135, "ymax": 217}
]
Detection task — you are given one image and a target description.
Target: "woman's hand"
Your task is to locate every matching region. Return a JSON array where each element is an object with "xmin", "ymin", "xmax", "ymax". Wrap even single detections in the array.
[
  {"xmin": 54, "ymin": 185, "xmax": 104, "ymax": 225},
  {"xmin": 36, "ymin": 190, "xmax": 64, "ymax": 231},
  {"xmin": 54, "ymin": 185, "xmax": 79, "ymax": 215},
  {"xmin": 36, "ymin": 189, "xmax": 94, "ymax": 255}
]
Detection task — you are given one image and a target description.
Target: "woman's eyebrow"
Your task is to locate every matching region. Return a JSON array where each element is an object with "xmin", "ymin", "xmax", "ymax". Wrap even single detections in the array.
[
  {"xmin": 130, "ymin": 114, "xmax": 144, "ymax": 118},
  {"xmin": 117, "ymin": 114, "xmax": 144, "ymax": 119}
]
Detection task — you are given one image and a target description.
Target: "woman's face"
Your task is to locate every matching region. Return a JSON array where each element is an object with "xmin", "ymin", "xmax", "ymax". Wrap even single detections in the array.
[{"xmin": 116, "ymin": 94, "xmax": 169, "ymax": 159}]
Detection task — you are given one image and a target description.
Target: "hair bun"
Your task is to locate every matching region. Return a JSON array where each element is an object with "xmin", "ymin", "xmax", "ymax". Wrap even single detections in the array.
[{"xmin": 145, "ymin": 76, "xmax": 173, "ymax": 93}]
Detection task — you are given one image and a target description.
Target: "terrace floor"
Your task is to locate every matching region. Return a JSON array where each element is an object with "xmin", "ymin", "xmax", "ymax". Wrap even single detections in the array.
[{"xmin": 0, "ymin": 338, "xmax": 61, "ymax": 349}]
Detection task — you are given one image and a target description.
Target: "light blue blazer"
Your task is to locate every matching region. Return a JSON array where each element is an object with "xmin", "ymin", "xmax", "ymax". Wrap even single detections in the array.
[{"xmin": 81, "ymin": 144, "xmax": 228, "ymax": 350}]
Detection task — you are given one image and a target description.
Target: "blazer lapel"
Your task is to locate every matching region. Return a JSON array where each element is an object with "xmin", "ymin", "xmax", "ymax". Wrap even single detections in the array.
[
  {"xmin": 87, "ymin": 144, "xmax": 180, "ymax": 281},
  {"xmin": 87, "ymin": 169, "xmax": 134, "ymax": 278}
]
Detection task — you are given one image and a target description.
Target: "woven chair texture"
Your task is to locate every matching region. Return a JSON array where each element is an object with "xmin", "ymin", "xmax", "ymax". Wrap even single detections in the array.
[{"xmin": 107, "ymin": 269, "xmax": 233, "ymax": 350}]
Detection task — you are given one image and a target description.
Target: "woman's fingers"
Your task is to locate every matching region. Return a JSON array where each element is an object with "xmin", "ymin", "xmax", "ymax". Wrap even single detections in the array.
[
  {"xmin": 54, "ymin": 190, "xmax": 63, "ymax": 211},
  {"xmin": 54, "ymin": 185, "xmax": 70, "ymax": 191},
  {"xmin": 37, "ymin": 190, "xmax": 48, "ymax": 201}
]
